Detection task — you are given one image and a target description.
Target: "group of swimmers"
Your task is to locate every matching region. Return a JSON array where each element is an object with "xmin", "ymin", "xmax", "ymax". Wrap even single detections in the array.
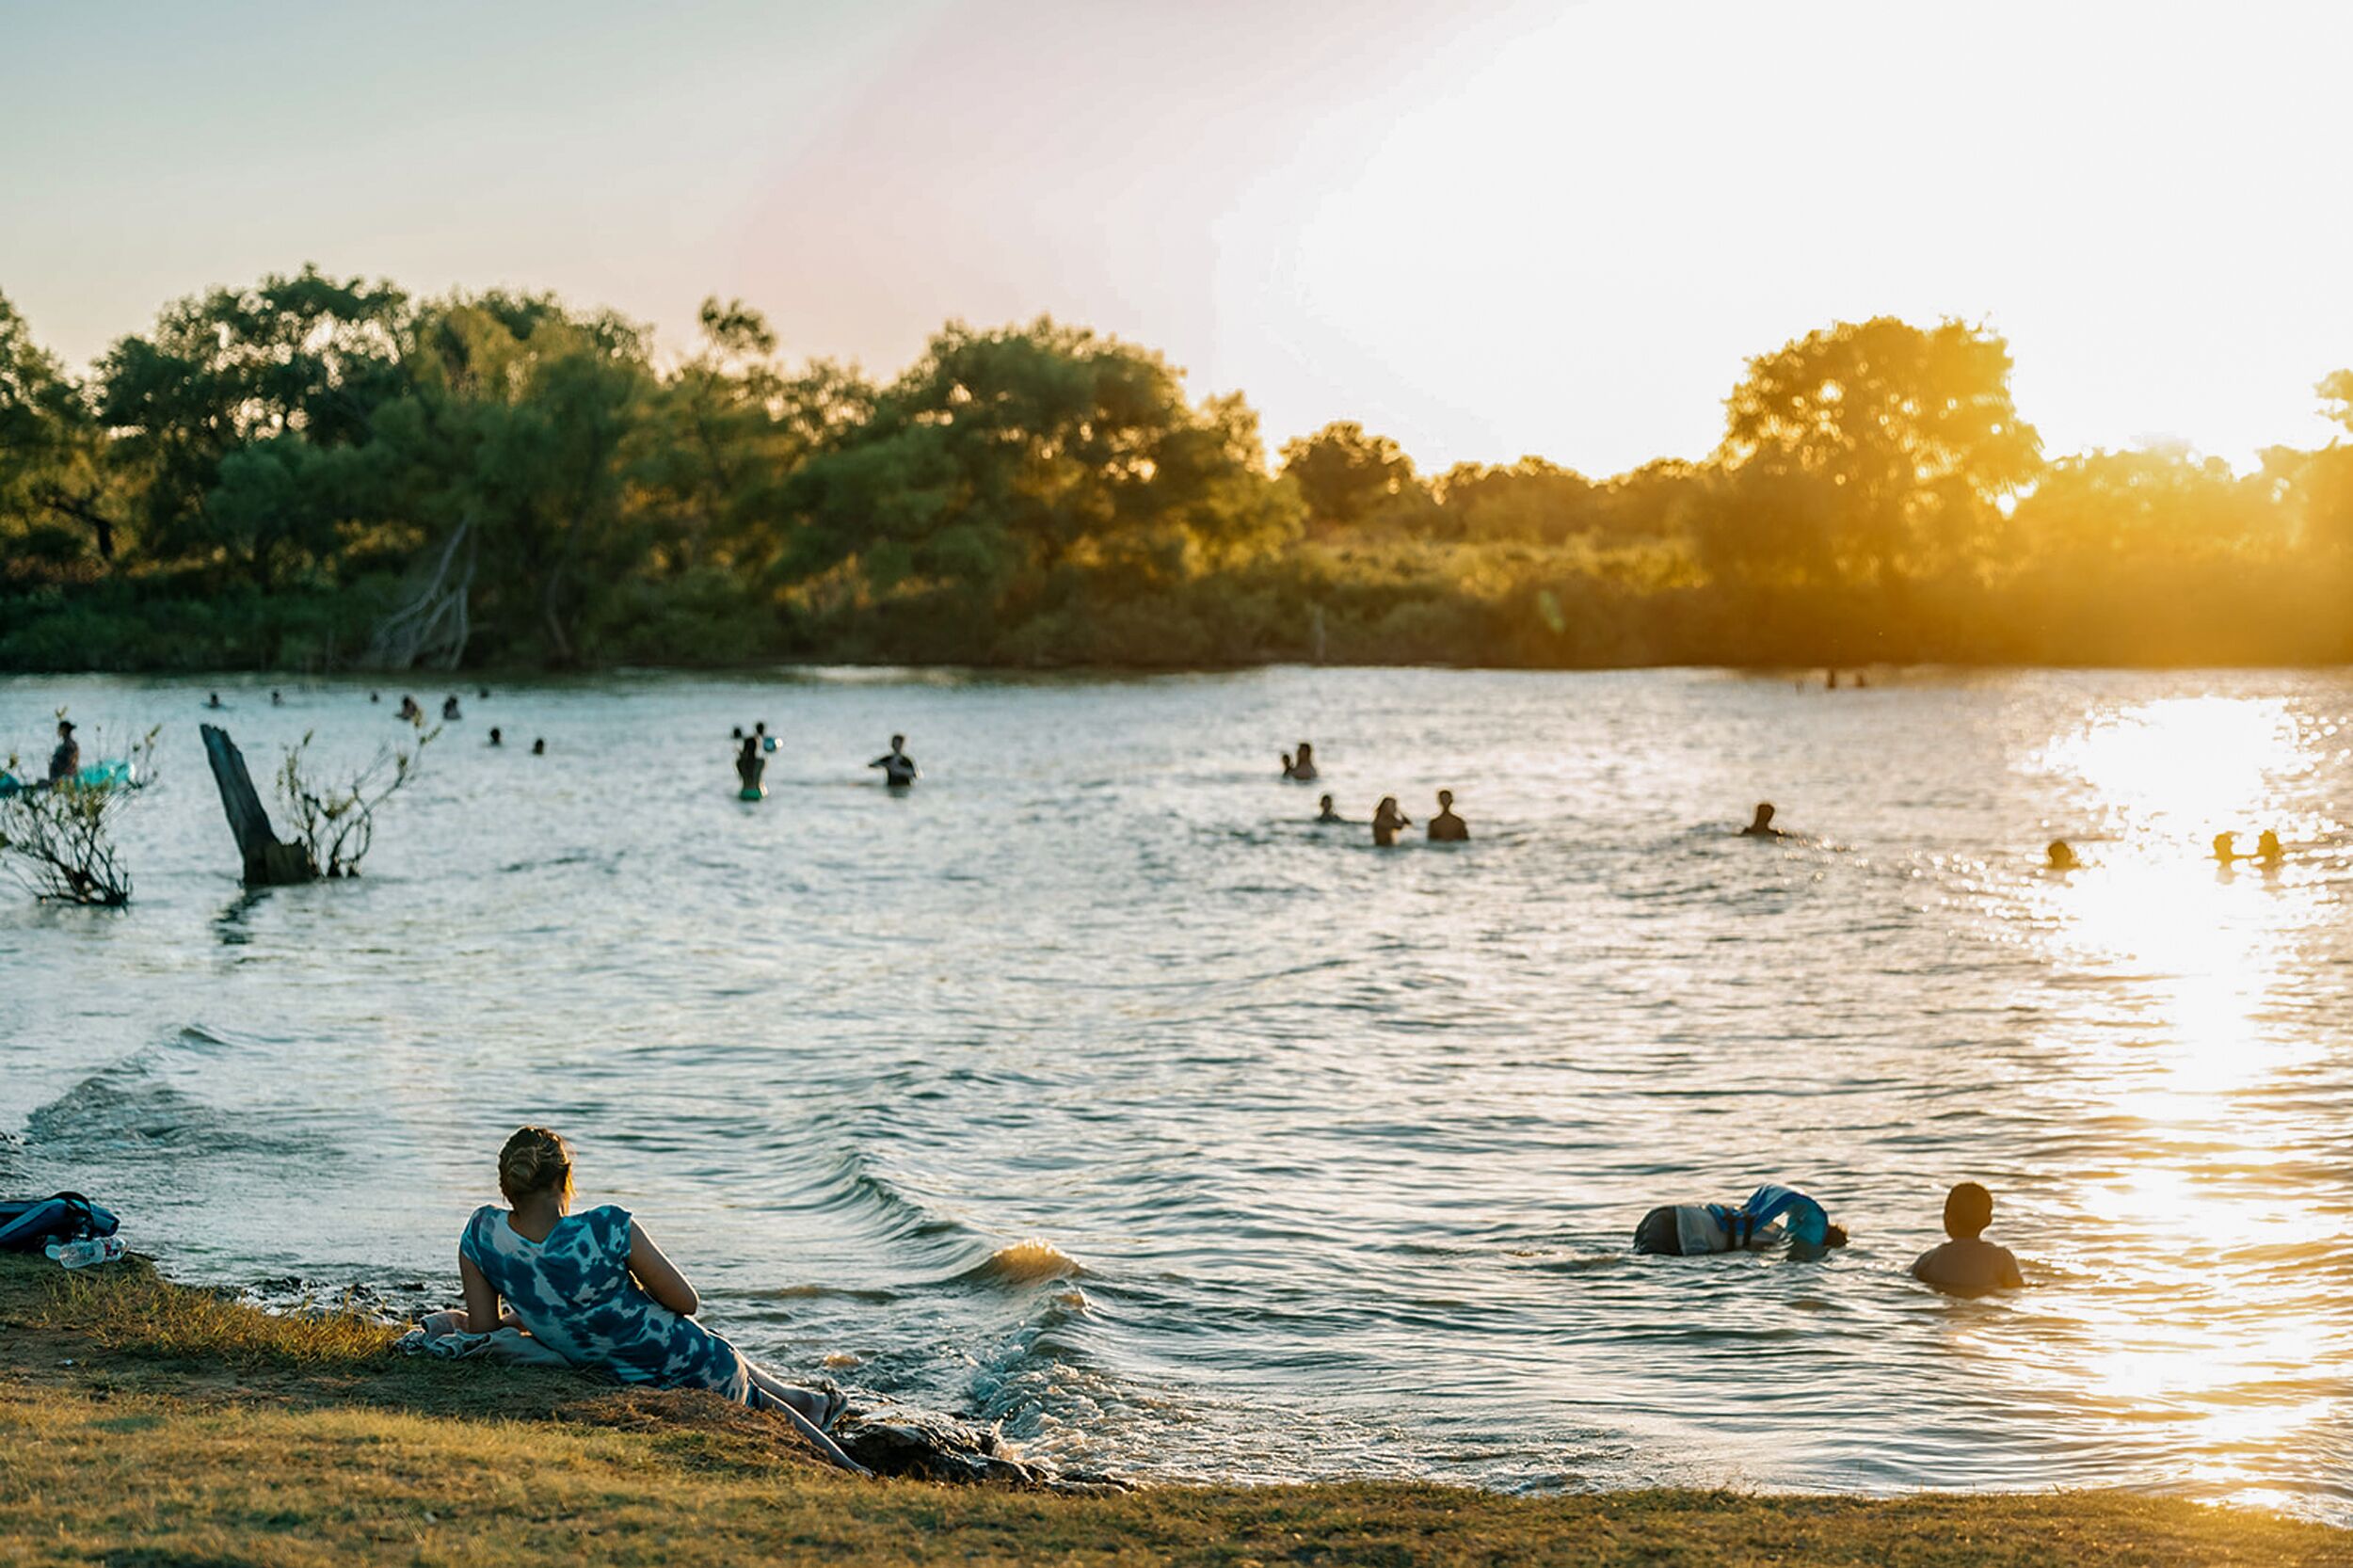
[
  {"xmin": 1285, "ymin": 742, "xmax": 1471, "ymax": 845},
  {"xmin": 1742, "ymin": 801, "xmax": 2293, "ymax": 872},
  {"xmin": 1636, "ymin": 1178, "xmax": 2025, "ymax": 1297},
  {"xmin": 731, "ymin": 724, "xmax": 918, "ymax": 798}
]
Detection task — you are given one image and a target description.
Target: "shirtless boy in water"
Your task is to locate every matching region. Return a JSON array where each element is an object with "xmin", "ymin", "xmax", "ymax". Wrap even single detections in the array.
[{"xmin": 1912, "ymin": 1181, "xmax": 2025, "ymax": 1297}]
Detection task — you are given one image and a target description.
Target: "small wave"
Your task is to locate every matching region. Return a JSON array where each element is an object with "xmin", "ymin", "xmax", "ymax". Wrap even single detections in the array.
[
  {"xmin": 960, "ymin": 1240, "xmax": 1086, "ymax": 1288},
  {"xmin": 24, "ymin": 1072, "xmax": 280, "ymax": 1159}
]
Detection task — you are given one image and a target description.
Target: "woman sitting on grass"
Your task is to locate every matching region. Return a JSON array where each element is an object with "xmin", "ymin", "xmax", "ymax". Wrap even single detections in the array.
[{"xmin": 457, "ymin": 1125, "xmax": 867, "ymax": 1474}]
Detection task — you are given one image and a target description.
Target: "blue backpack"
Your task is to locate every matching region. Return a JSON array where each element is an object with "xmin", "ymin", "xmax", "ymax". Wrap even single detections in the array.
[{"xmin": 0, "ymin": 1192, "xmax": 120, "ymax": 1254}]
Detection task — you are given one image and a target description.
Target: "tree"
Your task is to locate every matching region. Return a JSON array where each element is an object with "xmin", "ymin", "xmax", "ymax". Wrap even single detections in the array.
[
  {"xmin": 95, "ymin": 265, "xmax": 412, "ymax": 584},
  {"xmin": 1435, "ymin": 457, "xmax": 1598, "ymax": 543},
  {"xmin": 0, "ymin": 293, "xmax": 119, "ymax": 576},
  {"xmin": 1277, "ymin": 422, "xmax": 1421, "ymax": 531},
  {"xmin": 2010, "ymin": 446, "xmax": 2277, "ymax": 566},
  {"xmin": 774, "ymin": 319, "xmax": 1299, "ymax": 610},
  {"xmin": 1715, "ymin": 317, "xmax": 2041, "ymax": 584}
]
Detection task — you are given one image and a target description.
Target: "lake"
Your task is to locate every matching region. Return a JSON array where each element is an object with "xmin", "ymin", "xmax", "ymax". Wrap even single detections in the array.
[{"xmin": 2, "ymin": 666, "xmax": 2346, "ymax": 1520}]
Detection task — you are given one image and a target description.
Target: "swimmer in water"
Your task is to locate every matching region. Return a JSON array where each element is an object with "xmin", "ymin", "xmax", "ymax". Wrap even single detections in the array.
[
  {"xmin": 206, "ymin": 691, "xmax": 226, "ymax": 710},
  {"xmin": 2213, "ymin": 831, "xmax": 2240, "ymax": 863},
  {"xmin": 531, "ymin": 737, "xmax": 546, "ymax": 756},
  {"xmin": 1315, "ymin": 793, "xmax": 1344, "ymax": 824},
  {"xmin": 2256, "ymin": 829, "xmax": 2284, "ymax": 866},
  {"xmin": 1371, "ymin": 796, "xmax": 1410, "ymax": 847},
  {"xmin": 1634, "ymin": 1183, "xmax": 1849, "ymax": 1261},
  {"xmin": 1288, "ymin": 742, "xmax": 1318, "ymax": 782},
  {"xmin": 1911, "ymin": 1181, "xmax": 2025, "ymax": 1298},
  {"xmin": 442, "ymin": 694, "xmax": 462, "ymax": 721},
  {"xmin": 735, "ymin": 732, "xmax": 765, "ymax": 794},
  {"xmin": 1427, "ymin": 789, "xmax": 1468, "ymax": 842},
  {"xmin": 1741, "ymin": 803, "xmax": 1784, "ymax": 838},
  {"xmin": 2045, "ymin": 840, "xmax": 2080, "ymax": 871},
  {"xmin": 870, "ymin": 734, "xmax": 917, "ymax": 788},
  {"xmin": 488, "ymin": 727, "xmax": 503, "ymax": 747}
]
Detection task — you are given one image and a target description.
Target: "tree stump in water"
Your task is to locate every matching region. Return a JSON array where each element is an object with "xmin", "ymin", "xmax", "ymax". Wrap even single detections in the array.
[{"xmin": 200, "ymin": 725, "xmax": 317, "ymax": 886}]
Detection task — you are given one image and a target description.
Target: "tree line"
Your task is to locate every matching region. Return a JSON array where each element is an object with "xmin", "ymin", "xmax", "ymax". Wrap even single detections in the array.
[{"xmin": 5, "ymin": 267, "xmax": 2352, "ymax": 671}]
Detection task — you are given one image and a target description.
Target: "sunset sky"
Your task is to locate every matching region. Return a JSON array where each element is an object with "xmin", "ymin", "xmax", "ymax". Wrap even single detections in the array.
[{"xmin": 5, "ymin": 0, "xmax": 2350, "ymax": 476}]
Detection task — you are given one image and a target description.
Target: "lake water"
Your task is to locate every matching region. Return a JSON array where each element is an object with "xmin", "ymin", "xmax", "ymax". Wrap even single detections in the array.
[{"xmin": 2, "ymin": 667, "xmax": 2347, "ymax": 1519}]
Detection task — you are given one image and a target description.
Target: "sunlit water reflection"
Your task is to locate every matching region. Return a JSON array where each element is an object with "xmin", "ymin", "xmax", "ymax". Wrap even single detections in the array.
[{"xmin": 2, "ymin": 668, "xmax": 2346, "ymax": 1518}]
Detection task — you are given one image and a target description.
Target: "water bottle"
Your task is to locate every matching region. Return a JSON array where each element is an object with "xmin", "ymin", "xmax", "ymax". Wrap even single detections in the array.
[{"xmin": 45, "ymin": 1235, "xmax": 126, "ymax": 1270}]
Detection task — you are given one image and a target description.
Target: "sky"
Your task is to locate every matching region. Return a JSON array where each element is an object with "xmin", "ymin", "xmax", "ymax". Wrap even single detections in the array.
[{"xmin": 4, "ymin": 0, "xmax": 2351, "ymax": 477}]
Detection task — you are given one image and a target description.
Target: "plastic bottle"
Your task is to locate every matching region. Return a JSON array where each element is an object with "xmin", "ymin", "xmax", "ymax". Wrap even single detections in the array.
[{"xmin": 45, "ymin": 1236, "xmax": 126, "ymax": 1270}]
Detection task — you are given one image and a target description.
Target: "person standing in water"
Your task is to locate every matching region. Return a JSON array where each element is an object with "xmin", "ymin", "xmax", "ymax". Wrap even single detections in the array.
[
  {"xmin": 1634, "ymin": 1182, "xmax": 1849, "ymax": 1261},
  {"xmin": 735, "ymin": 733, "xmax": 766, "ymax": 797},
  {"xmin": 45, "ymin": 719, "xmax": 79, "ymax": 785},
  {"xmin": 1741, "ymin": 803, "xmax": 1785, "ymax": 838},
  {"xmin": 1371, "ymin": 796, "xmax": 1410, "ymax": 846},
  {"xmin": 2256, "ymin": 830, "xmax": 2284, "ymax": 866},
  {"xmin": 870, "ymin": 734, "xmax": 917, "ymax": 788},
  {"xmin": 442, "ymin": 694, "xmax": 463, "ymax": 721},
  {"xmin": 1315, "ymin": 793, "xmax": 1344, "ymax": 824},
  {"xmin": 531, "ymin": 737, "xmax": 547, "ymax": 756},
  {"xmin": 1427, "ymin": 790, "xmax": 1468, "ymax": 841},
  {"xmin": 1911, "ymin": 1181, "xmax": 2025, "ymax": 1297},
  {"xmin": 1286, "ymin": 743, "xmax": 1318, "ymax": 782},
  {"xmin": 2213, "ymin": 831, "xmax": 2241, "ymax": 863},
  {"xmin": 2045, "ymin": 840, "xmax": 2080, "ymax": 871},
  {"xmin": 488, "ymin": 727, "xmax": 504, "ymax": 748}
]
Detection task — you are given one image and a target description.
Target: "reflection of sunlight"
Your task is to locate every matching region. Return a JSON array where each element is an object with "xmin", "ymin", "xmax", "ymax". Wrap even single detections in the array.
[{"xmin": 2018, "ymin": 695, "xmax": 2333, "ymax": 1513}]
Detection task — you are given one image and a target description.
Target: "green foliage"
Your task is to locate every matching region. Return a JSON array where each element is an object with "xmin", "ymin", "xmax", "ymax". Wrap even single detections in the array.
[{"xmin": 7, "ymin": 270, "xmax": 2353, "ymax": 671}]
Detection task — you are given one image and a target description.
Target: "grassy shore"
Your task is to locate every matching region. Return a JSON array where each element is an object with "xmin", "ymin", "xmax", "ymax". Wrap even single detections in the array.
[{"xmin": 0, "ymin": 1256, "xmax": 2339, "ymax": 1566}]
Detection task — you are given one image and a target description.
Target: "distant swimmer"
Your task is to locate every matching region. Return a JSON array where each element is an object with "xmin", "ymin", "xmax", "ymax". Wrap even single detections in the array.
[
  {"xmin": 1315, "ymin": 793, "xmax": 1344, "ymax": 824},
  {"xmin": 442, "ymin": 694, "xmax": 462, "ymax": 721},
  {"xmin": 206, "ymin": 691, "xmax": 225, "ymax": 710},
  {"xmin": 1286, "ymin": 742, "xmax": 1319, "ymax": 782},
  {"xmin": 45, "ymin": 720, "xmax": 78, "ymax": 785},
  {"xmin": 2256, "ymin": 829, "xmax": 2284, "ymax": 866},
  {"xmin": 488, "ymin": 727, "xmax": 504, "ymax": 748},
  {"xmin": 397, "ymin": 695, "xmax": 422, "ymax": 723},
  {"xmin": 531, "ymin": 737, "xmax": 547, "ymax": 756},
  {"xmin": 735, "ymin": 732, "xmax": 766, "ymax": 798},
  {"xmin": 1371, "ymin": 795, "xmax": 1410, "ymax": 847},
  {"xmin": 2045, "ymin": 840, "xmax": 2080, "ymax": 871},
  {"xmin": 1427, "ymin": 789, "xmax": 1468, "ymax": 842},
  {"xmin": 2212, "ymin": 831, "xmax": 2240, "ymax": 863},
  {"xmin": 271, "ymin": 689, "xmax": 283, "ymax": 707},
  {"xmin": 370, "ymin": 691, "xmax": 381, "ymax": 704},
  {"xmin": 1911, "ymin": 1181, "xmax": 2025, "ymax": 1298},
  {"xmin": 1741, "ymin": 803, "xmax": 1785, "ymax": 838},
  {"xmin": 477, "ymin": 685, "xmax": 490, "ymax": 699},
  {"xmin": 870, "ymin": 734, "xmax": 918, "ymax": 788},
  {"xmin": 1634, "ymin": 1183, "xmax": 1849, "ymax": 1261}
]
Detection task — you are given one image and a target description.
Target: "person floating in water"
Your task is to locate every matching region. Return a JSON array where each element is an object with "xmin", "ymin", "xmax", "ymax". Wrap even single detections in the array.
[
  {"xmin": 1285, "ymin": 743, "xmax": 1318, "ymax": 782},
  {"xmin": 488, "ymin": 727, "xmax": 504, "ymax": 748},
  {"xmin": 1634, "ymin": 1183, "xmax": 1849, "ymax": 1261},
  {"xmin": 442, "ymin": 694, "xmax": 462, "ymax": 721},
  {"xmin": 206, "ymin": 691, "xmax": 226, "ymax": 710},
  {"xmin": 1315, "ymin": 793, "xmax": 1344, "ymax": 824},
  {"xmin": 531, "ymin": 737, "xmax": 547, "ymax": 756},
  {"xmin": 449, "ymin": 1127, "xmax": 866, "ymax": 1474},
  {"xmin": 2256, "ymin": 829, "xmax": 2284, "ymax": 866},
  {"xmin": 45, "ymin": 719, "xmax": 79, "ymax": 785},
  {"xmin": 1911, "ymin": 1181, "xmax": 2025, "ymax": 1297},
  {"xmin": 1427, "ymin": 789, "xmax": 1468, "ymax": 841},
  {"xmin": 2045, "ymin": 840, "xmax": 2080, "ymax": 871},
  {"xmin": 870, "ymin": 734, "xmax": 917, "ymax": 788},
  {"xmin": 1741, "ymin": 803, "xmax": 1785, "ymax": 838},
  {"xmin": 1371, "ymin": 795, "xmax": 1410, "ymax": 847}
]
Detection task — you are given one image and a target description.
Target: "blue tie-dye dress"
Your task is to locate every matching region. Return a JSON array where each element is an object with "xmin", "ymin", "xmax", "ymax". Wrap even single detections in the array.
[{"xmin": 459, "ymin": 1203, "xmax": 755, "ymax": 1401}]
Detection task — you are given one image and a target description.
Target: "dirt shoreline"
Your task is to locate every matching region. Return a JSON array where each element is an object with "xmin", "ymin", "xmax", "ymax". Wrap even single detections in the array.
[{"xmin": 0, "ymin": 1255, "xmax": 2341, "ymax": 1566}]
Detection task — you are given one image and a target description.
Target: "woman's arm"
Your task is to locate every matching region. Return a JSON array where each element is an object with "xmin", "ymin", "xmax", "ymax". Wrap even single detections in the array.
[
  {"xmin": 458, "ymin": 1248, "xmax": 503, "ymax": 1335},
  {"xmin": 628, "ymin": 1221, "xmax": 701, "ymax": 1317}
]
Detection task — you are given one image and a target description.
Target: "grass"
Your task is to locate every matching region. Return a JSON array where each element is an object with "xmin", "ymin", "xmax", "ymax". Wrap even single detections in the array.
[{"xmin": 0, "ymin": 1255, "xmax": 2344, "ymax": 1566}]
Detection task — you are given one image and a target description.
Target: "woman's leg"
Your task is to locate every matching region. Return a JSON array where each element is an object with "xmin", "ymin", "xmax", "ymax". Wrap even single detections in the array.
[
  {"xmin": 747, "ymin": 1381, "xmax": 869, "ymax": 1476},
  {"xmin": 744, "ymin": 1363, "xmax": 827, "ymax": 1421}
]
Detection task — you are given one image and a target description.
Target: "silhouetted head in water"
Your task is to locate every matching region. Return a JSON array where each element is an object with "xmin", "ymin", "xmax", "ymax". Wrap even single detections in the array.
[
  {"xmin": 1944, "ymin": 1181, "xmax": 1993, "ymax": 1240},
  {"xmin": 2213, "ymin": 831, "xmax": 2236, "ymax": 862},
  {"xmin": 370, "ymin": 692, "xmax": 380, "ymax": 703},
  {"xmin": 206, "ymin": 692, "xmax": 223, "ymax": 708},
  {"xmin": 1428, "ymin": 789, "xmax": 1468, "ymax": 842},
  {"xmin": 1281, "ymin": 751, "xmax": 1294, "ymax": 776},
  {"xmin": 271, "ymin": 690, "xmax": 282, "ymax": 706},
  {"xmin": 2046, "ymin": 840, "xmax": 2080, "ymax": 871},
  {"xmin": 1742, "ymin": 803, "xmax": 1779, "ymax": 836},
  {"xmin": 2257, "ymin": 829, "xmax": 2284, "ymax": 863},
  {"xmin": 1823, "ymin": 1224, "xmax": 1850, "ymax": 1248},
  {"xmin": 1316, "ymin": 793, "xmax": 1341, "ymax": 823},
  {"xmin": 531, "ymin": 737, "xmax": 546, "ymax": 755},
  {"xmin": 732, "ymin": 727, "xmax": 744, "ymax": 741},
  {"xmin": 488, "ymin": 728, "xmax": 503, "ymax": 747},
  {"xmin": 1287, "ymin": 742, "xmax": 1318, "ymax": 781}
]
